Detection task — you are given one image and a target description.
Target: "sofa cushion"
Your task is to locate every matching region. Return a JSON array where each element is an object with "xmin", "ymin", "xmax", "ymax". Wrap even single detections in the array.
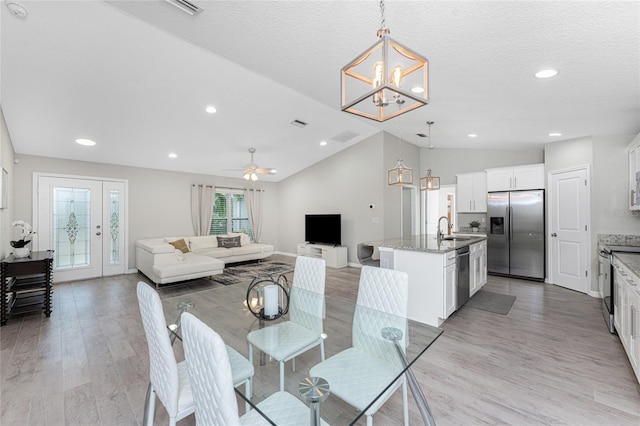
[
  {"xmin": 168, "ymin": 238, "xmax": 190, "ymax": 253},
  {"xmin": 152, "ymin": 253, "xmax": 223, "ymax": 279},
  {"xmin": 228, "ymin": 232, "xmax": 251, "ymax": 246},
  {"xmin": 217, "ymin": 235, "xmax": 241, "ymax": 248},
  {"xmin": 193, "ymin": 247, "xmax": 235, "ymax": 259},
  {"xmin": 189, "ymin": 235, "xmax": 219, "ymax": 251},
  {"xmin": 230, "ymin": 245, "xmax": 262, "ymax": 256}
]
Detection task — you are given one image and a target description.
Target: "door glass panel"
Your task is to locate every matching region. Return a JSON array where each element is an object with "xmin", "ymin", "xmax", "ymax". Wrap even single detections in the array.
[
  {"xmin": 109, "ymin": 189, "xmax": 120, "ymax": 264},
  {"xmin": 53, "ymin": 187, "xmax": 91, "ymax": 269}
]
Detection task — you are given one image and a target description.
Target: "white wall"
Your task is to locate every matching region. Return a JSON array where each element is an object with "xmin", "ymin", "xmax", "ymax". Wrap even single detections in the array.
[
  {"xmin": 544, "ymin": 134, "xmax": 640, "ymax": 293},
  {"xmin": 0, "ymin": 107, "xmax": 16, "ymax": 260},
  {"xmin": 277, "ymin": 133, "xmax": 386, "ymax": 262},
  {"xmin": 13, "ymin": 155, "xmax": 279, "ymax": 270}
]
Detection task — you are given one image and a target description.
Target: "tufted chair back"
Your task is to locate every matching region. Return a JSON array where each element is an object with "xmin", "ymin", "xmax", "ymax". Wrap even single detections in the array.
[
  {"xmin": 353, "ymin": 266, "xmax": 409, "ymax": 364},
  {"xmin": 136, "ymin": 282, "xmax": 180, "ymax": 417},
  {"xmin": 289, "ymin": 256, "xmax": 326, "ymax": 333},
  {"xmin": 181, "ymin": 312, "xmax": 240, "ymax": 425}
]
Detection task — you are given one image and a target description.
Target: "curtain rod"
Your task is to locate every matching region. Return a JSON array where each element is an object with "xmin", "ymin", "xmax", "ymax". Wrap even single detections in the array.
[{"xmin": 192, "ymin": 184, "xmax": 264, "ymax": 192}]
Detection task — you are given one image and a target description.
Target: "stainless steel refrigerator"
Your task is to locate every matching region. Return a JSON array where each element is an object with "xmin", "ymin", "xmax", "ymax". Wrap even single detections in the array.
[{"xmin": 487, "ymin": 190, "xmax": 545, "ymax": 280}]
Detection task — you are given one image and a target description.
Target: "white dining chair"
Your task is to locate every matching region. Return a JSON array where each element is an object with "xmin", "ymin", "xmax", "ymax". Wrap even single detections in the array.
[
  {"xmin": 181, "ymin": 311, "xmax": 329, "ymax": 425},
  {"xmin": 247, "ymin": 256, "xmax": 326, "ymax": 390},
  {"xmin": 309, "ymin": 266, "xmax": 410, "ymax": 426},
  {"xmin": 136, "ymin": 282, "xmax": 254, "ymax": 426}
]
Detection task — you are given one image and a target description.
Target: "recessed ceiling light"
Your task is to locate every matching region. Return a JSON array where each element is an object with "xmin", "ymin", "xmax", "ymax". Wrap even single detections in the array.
[
  {"xmin": 411, "ymin": 86, "xmax": 424, "ymax": 94},
  {"xmin": 205, "ymin": 106, "xmax": 217, "ymax": 114},
  {"xmin": 168, "ymin": 152, "xmax": 178, "ymax": 158},
  {"xmin": 468, "ymin": 134, "xmax": 478, "ymax": 138},
  {"xmin": 75, "ymin": 138, "xmax": 96, "ymax": 146},
  {"xmin": 320, "ymin": 140, "xmax": 327, "ymax": 146},
  {"xmin": 548, "ymin": 132, "xmax": 562, "ymax": 137},
  {"xmin": 535, "ymin": 69, "xmax": 558, "ymax": 79}
]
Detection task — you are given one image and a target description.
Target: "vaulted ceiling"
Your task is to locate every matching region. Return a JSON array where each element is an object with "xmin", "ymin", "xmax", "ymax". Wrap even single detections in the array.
[{"xmin": 2, "ymin": 1, "xmax": 639, "ymax": 181}]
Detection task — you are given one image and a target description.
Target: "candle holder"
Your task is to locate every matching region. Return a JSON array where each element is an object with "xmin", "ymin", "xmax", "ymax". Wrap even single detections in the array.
[{"xmin": 245, "ymin": 274, "xmax": 290, "ymax": 321}]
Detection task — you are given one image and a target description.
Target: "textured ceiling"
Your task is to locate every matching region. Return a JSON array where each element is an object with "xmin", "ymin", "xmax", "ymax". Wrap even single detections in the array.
[{"xmin": 2, "ymin": 1, "xmax": 639, "ymax": 181}]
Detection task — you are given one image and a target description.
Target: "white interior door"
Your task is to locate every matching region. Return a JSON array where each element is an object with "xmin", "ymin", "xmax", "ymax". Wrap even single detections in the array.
[
  {"xmin": 549, "ymin": 167, "xmax": 590, "ymax": 293},
  {"xmin": 35, "ymin": 175, "xmax": 126, "ymax": 282}
]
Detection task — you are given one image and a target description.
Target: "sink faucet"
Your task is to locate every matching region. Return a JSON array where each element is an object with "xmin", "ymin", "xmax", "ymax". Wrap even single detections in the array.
[{"xmin": 437, "ymin": 216, "xmax": 450, "ymax": 241}]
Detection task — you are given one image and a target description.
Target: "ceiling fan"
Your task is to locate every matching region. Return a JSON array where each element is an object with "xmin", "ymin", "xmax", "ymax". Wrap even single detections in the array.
[{"xmin": 239, "ymin": 148, "xmax": 277, "ymax": 181}]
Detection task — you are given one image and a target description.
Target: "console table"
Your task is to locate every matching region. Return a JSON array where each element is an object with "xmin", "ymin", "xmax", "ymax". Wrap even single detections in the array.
[
  {"xmin": 1, "ymin": 250, "xmax": 54, "ymax": 325},
  {"xmin": 296, "ymin": 243, "xmax": 347, "ymax": 268}
]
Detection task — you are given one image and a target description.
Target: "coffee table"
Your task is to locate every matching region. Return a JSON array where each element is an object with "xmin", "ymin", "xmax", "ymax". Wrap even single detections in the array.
[{"xmin": 162, "ymin": 282, "xmax": 443, "ymax": 425}]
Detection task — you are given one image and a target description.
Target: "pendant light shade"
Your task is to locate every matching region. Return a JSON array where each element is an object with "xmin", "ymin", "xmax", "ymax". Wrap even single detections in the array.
[
  {"xmin": 420, "ymin": 169, "xmax": 440, "ymax": 191},
  {"xmin": 420, "ymin": 121, "xmax": 440, "ymax": 191},
  {"xmin": 341, "ymin": 1, "xmax": 428, "ymax": 122},
  {"xmin": 388, "ymin": 159, "xmax": 414, "ymax": 186}
]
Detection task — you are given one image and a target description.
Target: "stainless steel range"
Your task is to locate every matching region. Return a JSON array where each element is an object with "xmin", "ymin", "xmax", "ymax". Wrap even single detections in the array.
[{"xmin": 599, "ymin": 243, "xmax": 640, "ymax": 334}]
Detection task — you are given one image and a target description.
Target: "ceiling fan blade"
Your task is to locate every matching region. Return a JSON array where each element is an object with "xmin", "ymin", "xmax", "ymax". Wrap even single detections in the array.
[{"xmin": 255, "ymin": 167, "xmax": 277, "ymax": 175}]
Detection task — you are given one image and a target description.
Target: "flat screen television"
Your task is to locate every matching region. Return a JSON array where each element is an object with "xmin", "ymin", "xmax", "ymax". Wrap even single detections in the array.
[{"xmin": 305, "ymin": 214, "xmax": 341, "ymax": 246}]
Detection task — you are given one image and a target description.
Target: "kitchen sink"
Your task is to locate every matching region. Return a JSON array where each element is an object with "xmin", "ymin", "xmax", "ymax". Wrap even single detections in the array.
[{"xmin": 440, "ymin": 236, "xmax": 471, "ymax": 241}]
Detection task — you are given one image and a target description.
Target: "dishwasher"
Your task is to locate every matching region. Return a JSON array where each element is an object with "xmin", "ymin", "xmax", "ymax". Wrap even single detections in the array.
[{"xmin": 456, "ymin": 246, "xmax": 470, "ymax": 309}]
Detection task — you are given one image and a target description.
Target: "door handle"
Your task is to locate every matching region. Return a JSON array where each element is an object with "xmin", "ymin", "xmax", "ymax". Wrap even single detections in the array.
[
  {"xmin": 551, "ymin": 233, "xmax": 557, "ymax": 237},
  {"xmin": 96, "ymin": 232, "xmax": 102, "ymax": 236}
]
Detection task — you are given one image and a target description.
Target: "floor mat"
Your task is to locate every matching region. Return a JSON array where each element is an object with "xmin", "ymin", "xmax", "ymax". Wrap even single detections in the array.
[{"xmin": 465, "ymin": 290, "xmax": 516, "ymax": 315}]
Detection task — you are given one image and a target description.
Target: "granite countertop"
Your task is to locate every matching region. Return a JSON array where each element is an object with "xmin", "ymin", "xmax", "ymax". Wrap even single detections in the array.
[
  {"xmin": 614, "ymin": 253, "xmax": 640, "ymax": 280},
  {"xmin": 364, "ymin": 234, "xmax": 487, "ymax": 254}
]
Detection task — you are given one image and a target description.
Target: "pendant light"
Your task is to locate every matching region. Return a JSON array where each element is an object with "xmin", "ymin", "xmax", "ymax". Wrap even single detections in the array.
[
  {"xmin": 420, "ymin": 121, "xmax": 440, "ymax": 191},
  {"xmin": 388, "ymin": 105, "xmax": 413, "ymax": 186},
  {"xmin": 341, "ymin": 0, "xmax": 429, "ymax": 122}
]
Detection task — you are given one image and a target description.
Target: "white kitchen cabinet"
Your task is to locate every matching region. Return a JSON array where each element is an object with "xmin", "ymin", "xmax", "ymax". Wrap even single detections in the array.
[
  {"xmin": 629, "ymin": 133, "xmax": 640, "ymax": 210},
  {"xmin": 456, "ymin": 172, "xmax": 487, "ymax": 213},
  {"xmin": 469, "ymin": 240, "xmax": 488, "ymax": 297},
  {"xmin": 613, "ymin": 255, "xmax": 640, "ymax": 384},
  {"xmin": 486, "ymin": 164, "xmax": 544, "ymax": 192},
  {"xmin": 393, "ymin": 248, "xmax": 457, "ymax": 327},
  {"xmin": 444, "ymin": 261, "xmax": 457, "ymax": 318}
]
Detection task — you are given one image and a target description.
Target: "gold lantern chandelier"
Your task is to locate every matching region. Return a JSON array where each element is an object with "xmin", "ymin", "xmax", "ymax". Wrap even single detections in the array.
[
  {"xmin": 420, "ymin": 121, "xmax": 440, "ymax": 191},
  {"xmin": 388, "ymin": 106, "xmax": 413, "ymax": 186},
  {"xmin": 341, "ymin": 0, "xmax": 429, "ymax": 122}
]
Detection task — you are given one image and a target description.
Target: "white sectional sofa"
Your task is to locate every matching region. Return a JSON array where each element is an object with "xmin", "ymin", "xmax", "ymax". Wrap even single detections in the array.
[{"xmin": 136, "ymin": 233, "xmax": 274, "ymax": 287}]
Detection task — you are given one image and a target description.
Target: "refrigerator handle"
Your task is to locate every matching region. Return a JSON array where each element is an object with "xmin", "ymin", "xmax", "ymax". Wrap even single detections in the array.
[
  {"xmin": 509, "ymin": 206, "xmax": 514, "ymax": 241},
  {"xmin": 505, "ymin": 206, "xmax": 510, "ymax": 242}
]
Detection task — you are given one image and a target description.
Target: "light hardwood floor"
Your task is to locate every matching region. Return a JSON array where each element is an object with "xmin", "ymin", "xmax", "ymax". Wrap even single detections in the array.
[{"xmin": 1, "ymin": 255, "xmax": 639, "ymax": 425}]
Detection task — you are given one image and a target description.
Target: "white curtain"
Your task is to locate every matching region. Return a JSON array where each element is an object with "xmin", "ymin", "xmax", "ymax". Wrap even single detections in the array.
[
  {"xmin": 244, "ymin": 188, "xmax": 263, "ymax": 242},
  {"xmin": 191, "ymin": 184, "xmax": 215, "ymax": 236}
]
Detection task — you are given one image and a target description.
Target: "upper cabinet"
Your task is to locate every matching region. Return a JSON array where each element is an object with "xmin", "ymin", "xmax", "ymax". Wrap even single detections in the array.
[
  {"xmin": 629, "ymin": 133, "xmax": 640, "ymax": 210},
  {"xmin": 486, "ymin": 164, "xmax": 544, "ymax": 192},
  {"xmin": 457, "ymin": 172, "xmax": 487, "ymax": 212}
]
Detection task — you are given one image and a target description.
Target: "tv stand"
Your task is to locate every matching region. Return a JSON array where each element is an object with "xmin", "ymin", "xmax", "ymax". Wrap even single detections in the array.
[{"xmin": 296, "ymin": 243, "xmax": 347, "ymax": 269}]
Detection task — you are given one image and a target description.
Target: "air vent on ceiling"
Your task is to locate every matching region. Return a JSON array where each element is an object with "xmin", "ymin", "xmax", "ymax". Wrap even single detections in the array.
[
  {"xmin": 416, "ymin": 133, "xmax": 427, "ymax": 138},
  {"xmin": 331, "ymin": 130, "xmax": 359, "ymax": 143},
  {"xmin": 290, "ymin": 119, "xmax": 308, "ymax": 128},
  {"xmin": 165, "ymin": 0, "xmax": 203, "ymax": 15}
]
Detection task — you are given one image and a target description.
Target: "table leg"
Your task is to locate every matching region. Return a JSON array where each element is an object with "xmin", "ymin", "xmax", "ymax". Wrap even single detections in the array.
[
  {"xmin": 259, "ymin": 317, "xmax": 266, "ymax": 366},
  {"xmin": 299, "ymin": 377, "xmax": 330, "ymax": 426},
  {"xmin": 382, "ymin": 327, "xmax": 436, "ymax": 426}
]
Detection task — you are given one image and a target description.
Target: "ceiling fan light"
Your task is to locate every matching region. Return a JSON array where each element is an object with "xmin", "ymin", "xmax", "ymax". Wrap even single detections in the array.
[
  {"xmin": 243, "ymin": 172, "xmax": 250, "ymax": 180},
  {"xmin": 251, "ymin": 173, "xmax": 258, "ymax": 181}
]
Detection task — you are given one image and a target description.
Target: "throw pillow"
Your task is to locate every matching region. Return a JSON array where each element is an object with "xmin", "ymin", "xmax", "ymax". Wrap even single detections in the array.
[
  {"xmin": 168, "ymin": 238, "xmax": 190, "ymax": 253},
  {"xmin": 217, "ymin": 235, "xmax": 241, "ymax": 248}
]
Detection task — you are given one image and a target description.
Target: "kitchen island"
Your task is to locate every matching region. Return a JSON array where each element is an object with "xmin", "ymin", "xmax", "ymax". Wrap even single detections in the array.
[{"xmin": 362, "ymin": 234, "xmax": 488, "ymax": 326}]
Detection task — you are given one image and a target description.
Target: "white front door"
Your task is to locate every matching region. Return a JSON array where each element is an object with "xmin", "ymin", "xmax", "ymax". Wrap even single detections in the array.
[
  {"xmin": 35, "ymin": 175, "xmax": 126, "ymax": 282},
  {"xmin": 549, "ymin": 167, "xmax": 590, "ymax": 293}
]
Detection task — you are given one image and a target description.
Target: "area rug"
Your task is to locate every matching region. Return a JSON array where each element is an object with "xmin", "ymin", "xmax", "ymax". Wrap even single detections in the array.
[
  {"xmin": 210, "ymin": 260, "xmax": 295, "ymax": 286},
  {"xmin": 465, "ymin": 290, "xmax": 516, "ymax": 315}
]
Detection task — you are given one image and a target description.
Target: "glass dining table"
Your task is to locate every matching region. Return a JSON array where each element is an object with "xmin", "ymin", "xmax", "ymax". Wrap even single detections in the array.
[{"xmin": 161, "ymin": 280, "xmax": 443, "ymax": 425}]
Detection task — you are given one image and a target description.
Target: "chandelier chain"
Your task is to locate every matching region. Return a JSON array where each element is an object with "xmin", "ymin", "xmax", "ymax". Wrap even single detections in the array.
[{"xmin": 379, "ymin": 0, "xmax": 386, "ymax": 31}]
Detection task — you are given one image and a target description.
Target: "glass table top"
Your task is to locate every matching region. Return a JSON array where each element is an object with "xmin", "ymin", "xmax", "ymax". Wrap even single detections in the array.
[{"xmin": 162, "ymin": 282, "xmax": 443, "ymax": 425}]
